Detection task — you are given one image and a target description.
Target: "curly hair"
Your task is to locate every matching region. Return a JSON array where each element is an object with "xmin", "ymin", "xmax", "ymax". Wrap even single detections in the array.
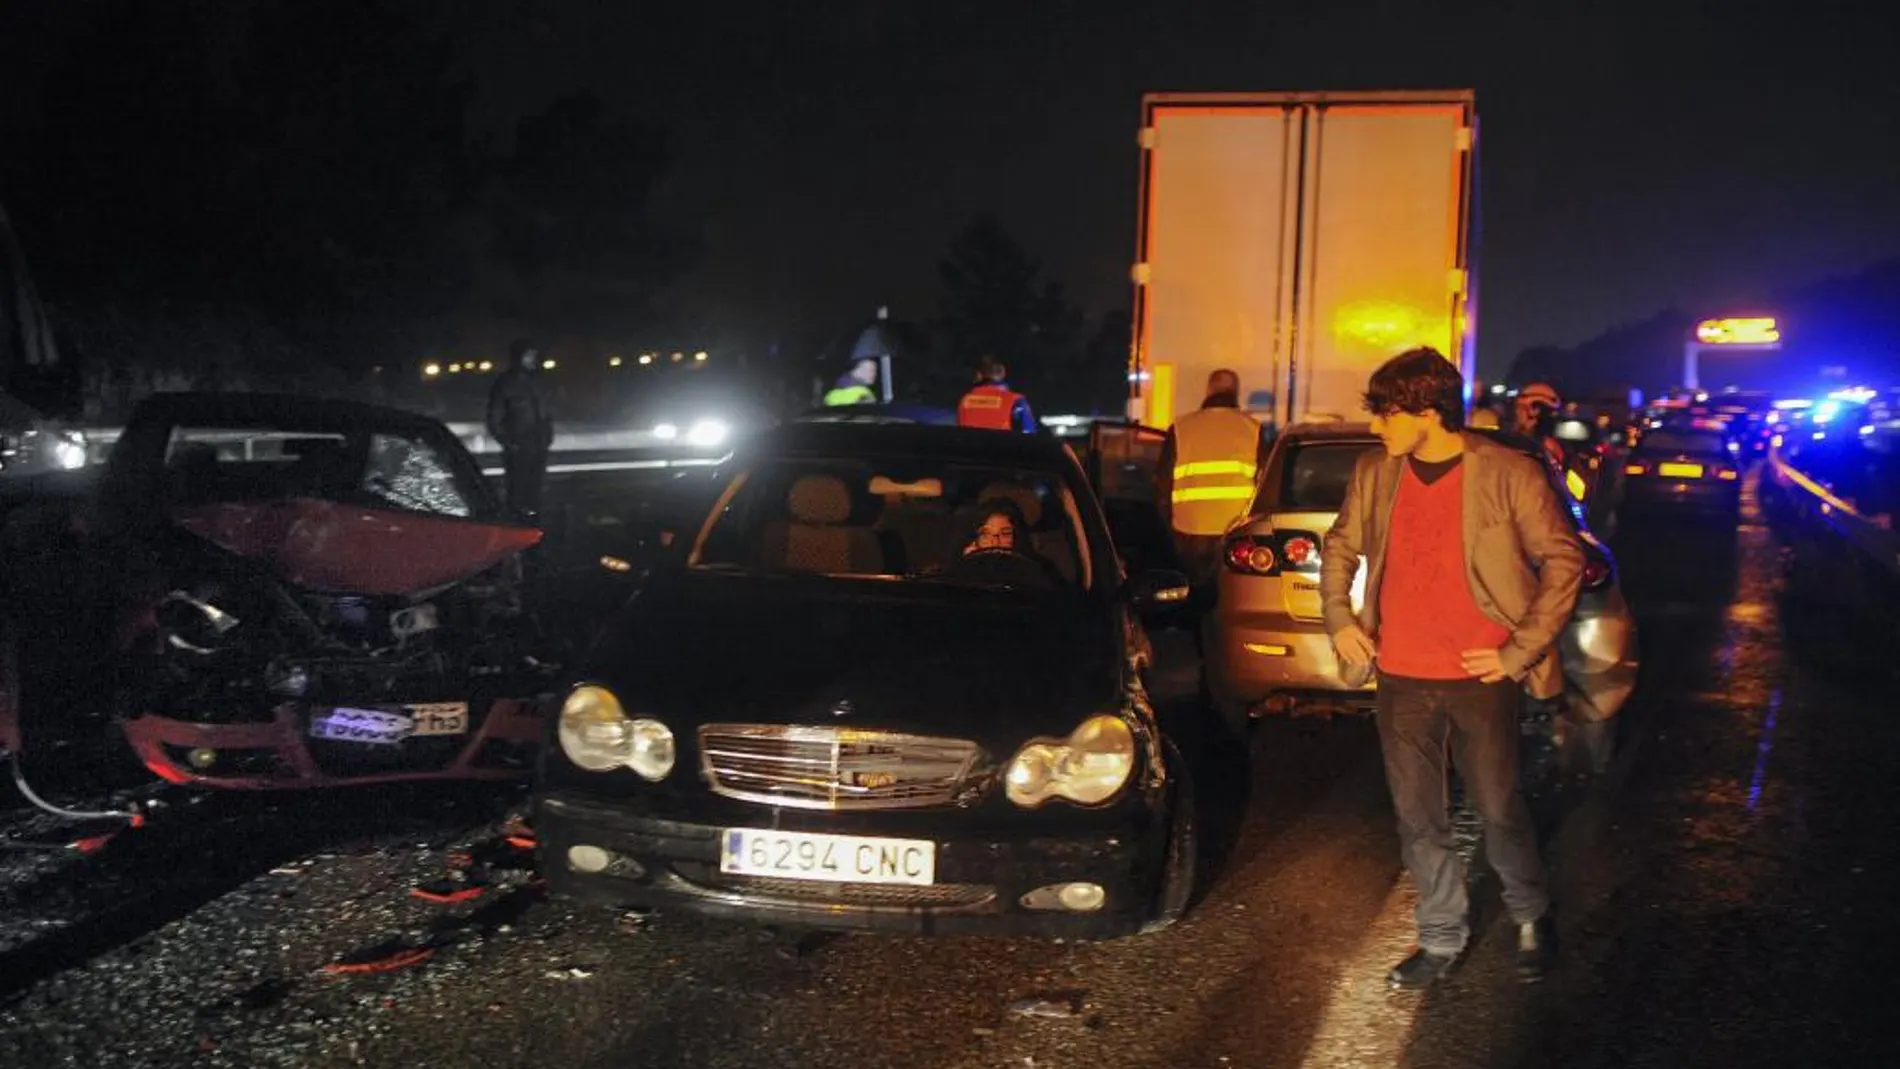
[{"xmin": 1361, "ymin": 347, "xmax": 1465, "ymax": 431}]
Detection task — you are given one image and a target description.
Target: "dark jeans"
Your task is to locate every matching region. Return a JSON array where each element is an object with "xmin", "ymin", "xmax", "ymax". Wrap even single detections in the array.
[
  {"xmin": 1376, "ymin": 674, "xmax": 1549, "ymax": 955},
  {"xmin": 503, "ymin": 445, "xmax": 549, "ymax": 520}
]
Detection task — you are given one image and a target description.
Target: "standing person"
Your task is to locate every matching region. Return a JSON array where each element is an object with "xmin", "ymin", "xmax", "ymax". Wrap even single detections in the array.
[
  {"xmin": 1156, "ymin": 368, "xmax": 1266, "ymax": 585},
  {"xmin": 956, "ymin": 355, "xmax": 1037, "ymax": 433},
  {"xmin": 1320, "ymin": 348, "xmax": 1583, "ymax": 989},
  {"xmin": 486, "ymin": 338, "xmax": 554, "ymax": 521},
  {"xmin": 1512, "ymin": 382, "xmax": 1567, "ymax": 469},
  {"xmin": 823, "ymin": 358, "xmax": 879, "ymax": 406}
]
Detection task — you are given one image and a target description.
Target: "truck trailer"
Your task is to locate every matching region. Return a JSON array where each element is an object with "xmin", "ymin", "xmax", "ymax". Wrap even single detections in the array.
[{"xmin": 1126, "ymin": 90, "xmax": 1479, "ymax": 429}]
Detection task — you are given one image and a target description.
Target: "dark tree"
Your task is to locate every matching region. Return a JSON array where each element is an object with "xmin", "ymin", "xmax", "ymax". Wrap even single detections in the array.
[{"xmin": 935, "ymin": 216, "xmax": 1082, "ymax": 405}]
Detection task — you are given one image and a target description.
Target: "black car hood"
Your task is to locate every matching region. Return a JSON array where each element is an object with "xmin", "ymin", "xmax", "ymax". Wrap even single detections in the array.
[{"xmin": 591, "ymin": 570, "xmax": 1125, "ymax": 747}]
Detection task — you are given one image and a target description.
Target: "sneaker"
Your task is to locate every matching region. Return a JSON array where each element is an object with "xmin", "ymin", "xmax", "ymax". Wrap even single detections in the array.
[
  {"xmin": 1515, "ymin": 917, "xmax": 1556, "ymax": 982},
  {"xmin": 1389, "ymin": 948, "xmax": 1462, "ymax": 990}
]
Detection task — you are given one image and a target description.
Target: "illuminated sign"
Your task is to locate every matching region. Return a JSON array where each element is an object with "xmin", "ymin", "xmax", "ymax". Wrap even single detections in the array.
[{"xmin": 1694, "ymin": 317, "xmax": 1780, "ymax": 346}]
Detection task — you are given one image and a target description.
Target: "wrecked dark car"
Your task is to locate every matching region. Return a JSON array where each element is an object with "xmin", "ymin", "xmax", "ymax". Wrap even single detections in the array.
[
  {"xmin": 0, "ymin": 393, "xmax": 559, "ymax": 789},
  {"xmin": 534, "ymin": 422, "xmax": 1207, "ymax": 938}
]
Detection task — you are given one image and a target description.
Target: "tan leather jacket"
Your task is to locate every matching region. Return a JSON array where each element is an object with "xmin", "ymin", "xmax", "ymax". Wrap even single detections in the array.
[{"xmin": 1318, "ymin": 433, "xmax": 1585, "ymax": 699}]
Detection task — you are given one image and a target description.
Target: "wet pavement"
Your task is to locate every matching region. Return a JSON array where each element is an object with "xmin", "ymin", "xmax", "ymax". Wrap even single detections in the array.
[{"xmin": 3, "ymin": 473, "xmax": 1898, "ymax": 1068}]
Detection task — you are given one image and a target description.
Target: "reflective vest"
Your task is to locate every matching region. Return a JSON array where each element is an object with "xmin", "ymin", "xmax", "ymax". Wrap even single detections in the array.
[
  {"xmin": 1169, "ymin": 406, "xmax": 1263, "ymax": 536},
  {"xmin": 824, "ymin": 384, "xmax": 876, "ymax": 406},
  {"xmin": 957, "ymin": 383, "xmax": 1024, "ymax": 431}
]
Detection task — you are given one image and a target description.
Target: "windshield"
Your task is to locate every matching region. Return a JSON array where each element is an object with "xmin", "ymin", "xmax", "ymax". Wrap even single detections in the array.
[
  {"xmin": 1637, "ymin": 430, "xmax": 1728, "ymax": 457},
  {"xmin": 689, "ymin": 456, "xmax": 1091, "ymax": 591},
  {"xmin": 161, "ymin": 424, "xmax": 482, "ymax": 518},
  {"xmin": 1264, "ymin": 440, "xmax": 1373, "ymax": 512}
]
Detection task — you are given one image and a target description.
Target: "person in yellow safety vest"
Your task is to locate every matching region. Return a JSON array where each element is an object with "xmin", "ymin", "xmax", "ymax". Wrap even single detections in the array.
[
  {"xmin": 1158, "ymin": 368, "xmax": 1269, "ymax": 584},
  {"xmin": 824, "ymin": 358, "xmax": 879, "ymax": 406}
]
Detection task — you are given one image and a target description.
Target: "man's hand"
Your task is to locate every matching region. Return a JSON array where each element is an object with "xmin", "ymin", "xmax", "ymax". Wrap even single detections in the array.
[
  {"xmin": 1460, "ymin": 647, "xmax": 1508, "ymax": 684},
  {"xmin": 1334, "ymin": 624, "xmax": 1377, "ymax": 666}
]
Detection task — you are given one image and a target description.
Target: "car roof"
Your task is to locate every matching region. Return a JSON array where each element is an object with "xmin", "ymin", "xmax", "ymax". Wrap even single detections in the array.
[
  {"xmin": 743, "ymin": 420, "xmax": 1079, "ymax": 469},
  {"xmin": 125, "ymin": 391, "xmax": 453, "ymax": 437},
  {"xmin": 1279, "ymin": 420, "xmax": 1376, "ymax": 442}
]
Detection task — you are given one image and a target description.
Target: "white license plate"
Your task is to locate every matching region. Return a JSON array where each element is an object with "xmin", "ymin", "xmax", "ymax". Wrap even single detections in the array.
[
  {"xmin": 719, "ymin": 828, "xmax": 936, "ymax": 886},
  {"xmin": 309, "ymin": 707, "xmax": 411, "ymax": 745},
  {"xmin": 307, "ymin": 702, "xmax": 469, "ymax": 744}
]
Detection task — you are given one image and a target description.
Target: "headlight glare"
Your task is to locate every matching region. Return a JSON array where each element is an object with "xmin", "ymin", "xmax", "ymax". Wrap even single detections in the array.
[
  {"xmin": 652, "ymin": 422, "xmax": 679, "ymax": 441},
  {"xmin": 686, "ymin": 418, "xmax": 729, "ymax": 447},
  {"xmin": 1005, "ymin": 715, "xmax": 1136, "ymax": 808}
]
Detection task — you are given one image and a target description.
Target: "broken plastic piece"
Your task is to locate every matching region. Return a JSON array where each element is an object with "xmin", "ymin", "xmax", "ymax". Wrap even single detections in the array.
[{"xmin": 322, "ymin": 945, "xmax": 435, "ymax": 975}]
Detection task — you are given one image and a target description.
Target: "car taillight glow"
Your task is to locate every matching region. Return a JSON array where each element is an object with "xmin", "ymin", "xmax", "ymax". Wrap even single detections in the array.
[
  {"xmin": 1280, "ymin": 536, "xmax": 1317, "ymax": 567},
  {"xmin": 1624, "ymin": 463, "xmax": 1647, "ymax": 476},
  {"xmin": 1225, "ymin": 537, "xmax": 1276, "ymax": 576}
]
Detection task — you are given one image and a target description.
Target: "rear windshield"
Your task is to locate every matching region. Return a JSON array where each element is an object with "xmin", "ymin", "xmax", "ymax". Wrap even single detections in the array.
[
  {"xmin": 1636, "ymin": 430, "xmax": 1728, "ymax": 457},
  {"xmin": 1263, "ymin": 440, "xmax": 1374, "ymax": 512}
]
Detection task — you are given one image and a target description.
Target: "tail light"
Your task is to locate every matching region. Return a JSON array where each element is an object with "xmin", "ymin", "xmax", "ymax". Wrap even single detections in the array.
[
  {"xmin": 1223, "ymin": 530, "xmax": 1323, "ymax": 577},
  {"xmin": 1279, "ymin": 535, "xmax": 1318, "ymax": 568},
  {"xmin": 1581, "ymin": 557, "xmax": 1613, "ymax": 591},
  {"xmin": 1624, "ymin": 462, "xmax": 1647, "ymax": 476},
  {"xmin": 1225, "ymin": 536, "xmax": 1276, "ymax": 576},
  {"xmin": 1716, "ymin": 467, "xmax": 1739, "ymax": 481}
]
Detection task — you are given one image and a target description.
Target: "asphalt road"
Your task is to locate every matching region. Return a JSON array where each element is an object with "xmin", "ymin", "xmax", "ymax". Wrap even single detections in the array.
[{"xmin": 2, "ymin": 474, "xmax": 1897, "ymax": 1068}]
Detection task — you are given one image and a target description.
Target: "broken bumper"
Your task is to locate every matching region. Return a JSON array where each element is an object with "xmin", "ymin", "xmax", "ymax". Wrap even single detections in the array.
[{"xmin": 121, "ymin": 698, "xmax": 547, "ymax": 789}]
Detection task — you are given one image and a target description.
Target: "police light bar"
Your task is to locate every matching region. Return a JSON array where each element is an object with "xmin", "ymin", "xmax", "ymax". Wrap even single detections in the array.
[{"xmin": 1694, "ymin": 317, "xmax": 1780, "ymax": 345}]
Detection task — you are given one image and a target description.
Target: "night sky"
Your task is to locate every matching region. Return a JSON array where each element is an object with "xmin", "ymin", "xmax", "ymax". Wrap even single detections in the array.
[{"xmin": 11, "ymin": 0, "xmax": 1900, "ymax": 376}]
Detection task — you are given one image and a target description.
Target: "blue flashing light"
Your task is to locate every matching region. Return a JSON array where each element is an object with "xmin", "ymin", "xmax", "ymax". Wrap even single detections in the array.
[{"xmin": 1861, "ymin": 425, "xmax": 1876, "ymax": 437}]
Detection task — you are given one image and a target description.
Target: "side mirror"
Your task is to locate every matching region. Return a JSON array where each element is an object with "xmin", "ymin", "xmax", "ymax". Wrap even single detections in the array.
[{"xmin": 1126, "ymin": 569, "xmax": 1193, "ymax": 612}]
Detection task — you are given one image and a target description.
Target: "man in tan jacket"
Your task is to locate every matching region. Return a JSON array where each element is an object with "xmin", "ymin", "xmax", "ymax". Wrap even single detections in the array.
[{"xmin": 1320, "ymin": 348, "xmax": 1583, "ymax": 990}]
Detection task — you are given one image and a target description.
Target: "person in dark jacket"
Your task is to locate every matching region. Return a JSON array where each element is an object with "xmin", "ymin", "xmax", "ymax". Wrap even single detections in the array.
[{"xmin": 486, "ymin": 338, "xmax": 554, "ymax": 520}]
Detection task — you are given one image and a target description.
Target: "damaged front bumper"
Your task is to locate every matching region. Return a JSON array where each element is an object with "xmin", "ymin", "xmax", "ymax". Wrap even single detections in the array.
[{"xmin": 122, "ymin": 696, "xmax": 548, "ymax": 789}]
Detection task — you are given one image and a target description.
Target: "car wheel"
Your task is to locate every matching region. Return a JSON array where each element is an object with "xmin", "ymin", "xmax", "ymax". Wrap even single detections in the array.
[{"xmin": 1140, "ymin": 739, "xmax": 1198, "ymax": 934}]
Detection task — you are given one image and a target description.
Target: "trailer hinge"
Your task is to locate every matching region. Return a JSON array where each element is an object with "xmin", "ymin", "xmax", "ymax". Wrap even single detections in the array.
[
  {"xmin": 1455, "ymin": 126, "xmax": 1473, "ymax": 152},
  {"xmin": 1138, "ymin": 126, "xmax": 1158, "ymax": 150},
  {"xmin": 1130, "ymin": 262, "xmax": 1152, "ymax": 286}
]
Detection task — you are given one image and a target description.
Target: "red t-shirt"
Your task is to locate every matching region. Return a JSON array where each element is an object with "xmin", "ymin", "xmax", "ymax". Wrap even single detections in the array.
[{"xmin": 1377, "ymin": 458, "xmax": 1512, "ymax": 680}]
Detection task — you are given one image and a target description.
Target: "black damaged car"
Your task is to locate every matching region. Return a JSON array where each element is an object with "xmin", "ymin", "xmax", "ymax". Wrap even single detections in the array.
[{"xmin": 533, "ymin": 422, "xmax": 1208, "ymax": 938}]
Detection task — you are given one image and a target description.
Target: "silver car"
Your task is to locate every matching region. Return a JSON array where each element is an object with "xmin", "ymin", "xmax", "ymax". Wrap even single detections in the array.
[{"xmin": 1203, "ymin": 421, "xmax": 1639, "ymax": 737}]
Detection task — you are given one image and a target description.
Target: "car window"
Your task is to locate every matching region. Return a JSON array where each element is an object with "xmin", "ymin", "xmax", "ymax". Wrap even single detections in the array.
[
  {"xmin": 163, "ymin": 425, "xmax": 475, "ymax": 518},
  {"xmin": 689, "ymin": 456, "xmax": 1090, "ymax": 591},
  {"xmin": 1263, "ymin": 440, "xmax": 1373, "ymax": 511},
  {"xmin": 1636, "ymin": 430, "xmax": 1727, "ymax": 456}
]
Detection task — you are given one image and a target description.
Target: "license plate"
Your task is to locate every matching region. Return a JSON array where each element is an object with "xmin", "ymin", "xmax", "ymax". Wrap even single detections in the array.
[
  {"xmin": 309, "ymin": 707, "xmax": 411, "ymax": 745},
  {"xmin": 719, "ymin": 828, "xmax": 936, "ymax": 886},
  {"xmin": 307, "ymin": 702, "xmax": 469, "ymax": 744},
  {"xmin": 1658, "ymin": 462, "xmax": 1704, "ymax": 478},
  {"xmin": 406, "ymin": 702, "xmax": 469, "ymax": 737}
]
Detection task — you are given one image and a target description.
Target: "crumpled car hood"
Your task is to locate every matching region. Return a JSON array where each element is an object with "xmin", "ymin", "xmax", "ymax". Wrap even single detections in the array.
[{"xmin": 172, "ymin": 498, "xmax": 542, "ymax": 596}]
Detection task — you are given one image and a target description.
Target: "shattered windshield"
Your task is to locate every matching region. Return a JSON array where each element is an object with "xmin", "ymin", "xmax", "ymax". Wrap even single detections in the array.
[
  {"xmin": 162, "ymin": 424, "xmax": 479, "ymax": 518},
  {"xmin": 688, "ymin": 456, "xmax": 1091, "ymax": 591}
]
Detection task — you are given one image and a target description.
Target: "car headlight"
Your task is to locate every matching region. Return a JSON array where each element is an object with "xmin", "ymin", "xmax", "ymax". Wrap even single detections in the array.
[
  {"xmin": 557, "ymin": 685, "xmax": 676, "ymax": 780},
  {"xmin": 53, "ymin": 432, "xmax": 87, "ymax": 470},
  {"xmin": 652, "ymin": 422, "xmax": 679, "ymax": 441},
  {"xmin": 686, "ymin": 418, "xmax": 729, "ymax": 447},
  {"xmin": 1004, "ymin": 715, "xmax": 1136, "ymax": 808}
]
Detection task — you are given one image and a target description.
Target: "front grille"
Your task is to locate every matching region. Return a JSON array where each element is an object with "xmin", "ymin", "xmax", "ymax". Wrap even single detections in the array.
[
  {"xmin": 674, "ymin": 863, "xmax": 995, "ymax": 909},
  {"xmin": 698, "ymin": 724, "xmax": 983, "ymax": 810}
]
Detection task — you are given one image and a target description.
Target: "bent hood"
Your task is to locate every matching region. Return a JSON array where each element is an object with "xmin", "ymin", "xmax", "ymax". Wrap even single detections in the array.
[
  {"xmin": 173, "ymin": 498, "xmax": 542, "ymax": 596},
  {"xmin": 597, "ymin": 570, "xmax": 1125, "ymax": 746}
]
